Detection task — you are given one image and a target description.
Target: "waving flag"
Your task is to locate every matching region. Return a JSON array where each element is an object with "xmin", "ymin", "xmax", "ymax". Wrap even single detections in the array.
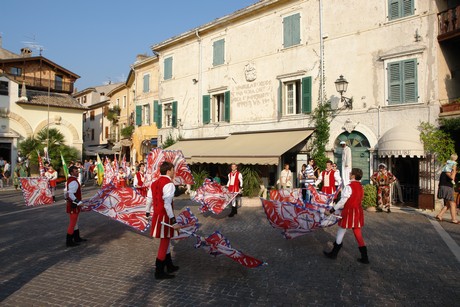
[
  {"xmin": 37, "ymin": 150, "xmax": 46, "ymax": 177},
  {"xmin": 103, "ymin": 157, "xmax": 115, "ymax": 186},
  {"xmin": 192, "ymin": 178, "xmax": 238, "ymax": 214},
  {"xmin": 83, "ymin": 185, "xmax": 149, "ymax": 232},
  {"xmin": 167, "ymin": 209, "xmax": 265, "ymax": 268},
  {"xmin": 60, "ymin": 152, "xmax": 69, "ymax": 179},
  {"xmin": 20, "ymin": 177, "xmax": 53, "ymax": 206},
  {"xmin": 261, "ymin": 186, "xmax": 341, "ymax": 239},
  {"xmin": 96, "ymin": 154, "xmax": 104, "ymax": 186},
  {"xmin": 269, "ymin": 188, "xmax": 303, "ymax": 205},
  {"xmin": 145, "ymin": 148, "xmax": 194, "ymax": 186},
  {"xmin": 121, "ymin": 154, "xmax": 127, "ymax": 172}
]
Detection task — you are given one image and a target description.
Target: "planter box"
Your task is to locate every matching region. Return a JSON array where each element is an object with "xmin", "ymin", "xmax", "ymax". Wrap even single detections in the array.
[
  {"xmin": 418, "ymin": 193, "xmax": 435, "ymax": 210},
  {"xmin": 440, "ymin": 103, "xmax": 460, "ymax": 113}
]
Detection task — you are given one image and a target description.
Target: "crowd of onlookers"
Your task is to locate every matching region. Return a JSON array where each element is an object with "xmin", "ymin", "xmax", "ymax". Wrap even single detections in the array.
[{"xmin": 0, "ymin": 156, "xmax": 12, "ymax": 189}]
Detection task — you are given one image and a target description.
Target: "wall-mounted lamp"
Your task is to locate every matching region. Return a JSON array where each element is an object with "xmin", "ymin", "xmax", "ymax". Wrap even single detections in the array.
[
  {"xmin": 192, "ymin": 78, "xmax": 199, "ymax": 84},
  {"xmin": 334, "ymin": 75, "xmax": 353, "ymax": 110}
]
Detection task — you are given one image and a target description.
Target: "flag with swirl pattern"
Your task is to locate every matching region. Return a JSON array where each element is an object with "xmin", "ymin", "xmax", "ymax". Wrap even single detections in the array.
[
  {"xmin": 103, "ymin": 157, "xmax": 116, "ymax": 186},
  {"xmin": 261, "ymin": 187, "xmax": 341, "ymax": 239},
  {"xmin": 20, "ymin": 177, "xmax": 53, "ymax": 206},
  {"xmin": 169, "ymin": 209, "xmax": 265, "ymax": 268},
  {"xmin": 81, "ymin": 185, "xmax": 149, "ymax": 232},
  {"xmin": 144, "ymin": 148, "xmax": 194, "ymax": 187},
  {"xmin": 37, "ymin": 150, "xmax": 46, "ymax": 177},
  {"xmin": 192, "ymin": 178, "xmax": 238, "ymax": 214}
]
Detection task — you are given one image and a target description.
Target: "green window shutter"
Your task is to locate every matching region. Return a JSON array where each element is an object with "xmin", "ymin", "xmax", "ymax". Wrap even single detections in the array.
[
  {"xmin": 224, "ymin": 91, "xmax": 230, "ymax": 122},
  {"xmin": 402, "ymin": 0, "xmax": 414, "ymax": 17},
  {"xmin": 172, "ymin": 101, "xmax": 178, "ymax": 128},
  {"xmin": 301, "ymin": 76, "xmax": 312, "ymax": 114},
  {"xmin": 278, "ymin": 80, "xmax": 282, "ymax": 119},
  {"xmin": 283, "ymin": 13, "xmax": 301, "ymax": 47},
  {"xmin": 388, "ymin": 0, "xmax": 400, "ymax": 20},
  {"xmin": 403, "ymin": 59, "xmax": 417, "ymax": 103},
  {"xmin": 135, "ymin": 105, "xmax": 142, "ymax": 126},
  {"xmin": 388, "ymin": 0, "xmax": 413, "ymax": 20},
  {"xmin": 154, "ymin": 100, "xmax": 162, "ymax": 129},
  {"xmin": 143, "ymin": 74, "xmax": 149, "ymax": 93},
  {"xmin": 388, "ymin": 62, "xmax": 402, "ymax": 105},
  {"xmin": 213, "ymin": 39, "xmax": 225, "ymax": 66},
  {"xmin": 203, "ymin": 95, "xmax": 210, "ymax": 124},
  {"xmin": 164, "ymin": 57, "xmax": 173, "ymax": 80}
]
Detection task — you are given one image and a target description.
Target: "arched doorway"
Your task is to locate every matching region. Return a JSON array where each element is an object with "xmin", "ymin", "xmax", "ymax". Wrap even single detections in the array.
[{"xmin": 334, "ymin": 132, "xmax": 371, "ymax": 184}]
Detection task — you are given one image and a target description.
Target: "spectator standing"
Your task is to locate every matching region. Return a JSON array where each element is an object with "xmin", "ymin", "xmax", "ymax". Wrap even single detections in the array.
[
  {"xmin": 45, "ymin": 164, "xmax": 58, "ymax": 202},
  {"xmin": 279, "ymin": 163, "xmax": 293, "ymax": 189},
  {"xmin": 340, "ymin": 141, "xmax": 352, "ymax": 186},
  {"xmin": 370, "ymin": 163, "xmax": 397, "ymax": 213},
  {"xmin": 304, "ymin": 158, "xmax": 317, "ymax": 203},
  {"xmin": 435, "ymin": 154, "xmax": 458, "ymax": 224}
]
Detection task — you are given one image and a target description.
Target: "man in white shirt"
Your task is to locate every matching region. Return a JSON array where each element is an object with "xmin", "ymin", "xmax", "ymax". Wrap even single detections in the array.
[{"xmin": 341, "ymin": 141, "xmax": 352, "ymax": 186}]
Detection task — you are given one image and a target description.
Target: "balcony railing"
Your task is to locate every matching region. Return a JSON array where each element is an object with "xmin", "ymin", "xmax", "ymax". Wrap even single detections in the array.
[
  {"xmin": 4, "ymin": 73, "xmax": 74, "ymax": 93},
  {"xmin": 438, "ymin": 6, "xmax": 460, "ymax": 41}
]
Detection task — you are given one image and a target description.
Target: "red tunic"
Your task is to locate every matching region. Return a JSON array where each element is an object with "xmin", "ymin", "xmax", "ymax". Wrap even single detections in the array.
[
  {"xmin": 135, "ymin": 172, "xmax": 147, "ymax": 197},
  {"xmin": 46, "ymin": 170, "xmax": 57, "ymax": 187},
  {"xmin": 338, "ymin": 181, "xmax": 364, "ymax": 229},
  {"xmin": 228, "ymin": 171, "xmax": 241, "ymax": 193},
  {"xmin": 66, "ymin": 176, "xmax": 82, "ymax": 214},
  {"xmin": 149, "ymin": 176, "xmax": 175, "ymax": 238},
  {"xmin": 320, "ymin": 170, "xmax": 337, "ymax": 194}
]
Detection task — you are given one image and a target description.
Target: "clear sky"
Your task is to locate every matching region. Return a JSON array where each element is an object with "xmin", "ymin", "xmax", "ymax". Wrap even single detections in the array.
[{"xmin": 1, "ymin": 0, "xmax": 259, "ymax": 91}]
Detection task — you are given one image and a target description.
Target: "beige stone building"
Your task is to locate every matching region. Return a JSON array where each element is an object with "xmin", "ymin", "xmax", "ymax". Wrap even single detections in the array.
[{"xmin": 147, "ymin": 0, "xmax": 459, "ymax": 208}]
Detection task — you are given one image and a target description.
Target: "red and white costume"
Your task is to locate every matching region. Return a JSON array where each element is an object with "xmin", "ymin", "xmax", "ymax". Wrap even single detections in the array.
[
  {"xmin": 45, "ymin": 169, "xmax": 58, "ymax": 188},
  {"xmin": 227, "ymin": 170, "xmax": 243, "ymax": 207},
  {"xmin": 316, "ymin": 169, "xmax": 342, "ymax": 194},
  {"xmin": 65, "ymin": 175, "xmax": 81, "ymax": 235},
  {"xmin": 133, "ymin": 172, "xmax": 147, "ymax": 197},
  {"xmin": 335, "ymin": 180, "xmax": 364, "ymax": 229},
  {"xmin": 146, "ymin": 175, "xmax": 175, "ymax": 239}
]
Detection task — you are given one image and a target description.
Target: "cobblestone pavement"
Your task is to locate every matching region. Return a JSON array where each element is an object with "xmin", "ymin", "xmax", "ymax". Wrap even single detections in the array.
[{"xmin": 1, "ymin": 185, "xmax": 459, "ymax": 306}]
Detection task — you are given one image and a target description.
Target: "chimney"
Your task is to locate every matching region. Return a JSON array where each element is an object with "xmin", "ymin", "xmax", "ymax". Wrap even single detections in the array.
[{"xmin": 20, "ymin": 47, "xmax": 32, "ymax": 57}]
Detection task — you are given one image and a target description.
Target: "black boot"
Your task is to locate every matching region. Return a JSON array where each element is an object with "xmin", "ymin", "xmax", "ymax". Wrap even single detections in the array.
[
  {"xmin": 323, "ymin": 242, "xmax": 342, "ymax": 259},
  {"xmin": 357, "ymin": 246, "xmax": 369, "ymax": 264},
  {"xmin": 66, "ymin": 234, "xmax": 79, "ymax": 247},
  {"xmin": 228, "ymin": 206, "xmax": 237, "ymax": 217},
  {"xmin": 73, "ymin": 229, "xmax": 87, "ymax": 243},
  {"xmin": 165, "ymin": 253, "xmax": 179, "ymax": 273},
  {"xmin": 155, "ymin": 258, "xmax": 175, "ymax": 279}
]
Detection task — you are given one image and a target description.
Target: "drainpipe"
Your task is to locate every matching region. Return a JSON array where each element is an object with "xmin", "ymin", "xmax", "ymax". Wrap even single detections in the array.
[{"xmin": 196, "ymin": 29, "xmax": 202, "ymax": 126}]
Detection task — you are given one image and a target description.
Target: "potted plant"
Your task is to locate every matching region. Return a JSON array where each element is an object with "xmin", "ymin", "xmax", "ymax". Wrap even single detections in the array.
[
  {"xmin": 440, "ymin": 98, "xmax": 460, "ymax": 113},
  {"xmin": 362, "ymin": 184, "xmax": 377, "ymax": 211}
]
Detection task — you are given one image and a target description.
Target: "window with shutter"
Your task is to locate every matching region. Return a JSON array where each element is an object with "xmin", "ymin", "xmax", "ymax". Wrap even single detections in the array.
[
  {"xmin": 143, "ymin": 74, "xmax": 150, "ymax": 93},
  {"xmin": 203, "ymin": 95, "xmax": 210, "ymax": 124},
  {"xmin": 135, "ymin": 105, "xmax": 142, "ymax": 126},
  {"xmin": 164, "ymin": 57, "xmax": 173, "ymax": 80},
  {"xmin": 283, "ymin": 13, "xmax": 301, "ymax": 48},
  {"xmin": 388, "ymin": 0, "xmax": 414, "ymax": 21},
  {"xmin": 154, "ymin": 101, "xmax": 162, "ymax": 129},
  {"xmin": 172, "ymin": 101, "xmax": 178, "ymax": 127},
  {"xmin": 213, "ymin": 39, "xmax": 225, "ymax": 66},
  {"xmin": 387, "ymin": 59, "xmax": 418, "ymax": 105},
  {"xmin": 301, "ymin": 77, "xmax": 312, "ymax": 114}
]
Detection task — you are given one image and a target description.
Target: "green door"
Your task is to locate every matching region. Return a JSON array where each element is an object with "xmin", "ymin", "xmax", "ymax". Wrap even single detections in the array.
[{"xmin": 334, "ymin": 132, "xmax": 371, "ymax": 185}]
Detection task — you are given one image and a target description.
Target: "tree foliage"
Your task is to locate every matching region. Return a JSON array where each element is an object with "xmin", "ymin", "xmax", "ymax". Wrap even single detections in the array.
[
  {"xmin": 310, "ymin": 101, "xmax": 332, "ymax": 170},
  {"xmin": 240, "ymin": 166, "xmax": 261, "ymax": 197},
  {"xmin": 419, "ymin": 122, "xmax": 455, "ymax": 163},
  {"xmin": 18, "ymin": 128, "xmax": 79, "ymax": 175}
]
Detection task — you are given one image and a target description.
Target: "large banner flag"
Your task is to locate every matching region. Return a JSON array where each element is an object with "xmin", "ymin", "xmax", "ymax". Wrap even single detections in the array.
[
  {"xmin": 37, "ymin": 150, "xmax": 46, "ymax": 177},
  {"xmin": 168, "ymin": 209, "xmax": 265, "ymax": 268},
  {"xmin": 261, "ymin": 187, "xmax": 341, "ymax": 239},
  {"xmin": 96, "ymin": 154, "xmax": 104, "ymax": 186},
  {"xmin": 269, "ymin": 188, "xmax": 303, "ymax": 205},
  {"xmin": 60, "ymin": 152, "xmax": 69, "ymax": 179},
  {"xmin": 103, "ymin": 157, "xmax": 115, "ymax": 186},
  {"xmin": 145, "ymin": 148, "xmax": 194, "ymax": 187},
  {"xmin": 82, "ymin": 185, "xmax": 149, "ymax": 232},
  {"xmin": 192, "ymin": 178, "xmax": 238, "ymax": 214},
  {"xmin": 20, "ymin": 177, "xmax": 53, "ymax": 206}
]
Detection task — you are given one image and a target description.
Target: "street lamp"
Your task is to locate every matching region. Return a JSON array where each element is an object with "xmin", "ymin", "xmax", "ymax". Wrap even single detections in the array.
[{"xmin": 335, "ymin": 75, "xmax": 353, "ymax": 109}]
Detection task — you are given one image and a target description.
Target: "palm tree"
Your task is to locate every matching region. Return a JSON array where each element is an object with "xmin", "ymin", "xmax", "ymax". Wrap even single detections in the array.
[{"xmin": 18, "ymin": 128, "xmax": 79, "ymax": 175}]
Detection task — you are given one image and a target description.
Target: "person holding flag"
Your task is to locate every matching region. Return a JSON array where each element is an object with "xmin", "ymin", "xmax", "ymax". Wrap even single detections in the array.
[
  {"xmin": 145, "ymin": 161, "xmax": 181, "ymax": 279},
  {"xmin": 45, "ymin": 164, "xmax": 58, "ymax": 202},
  {"xmin": 64, "ymin": 165, "xmax": 87, "ymax": 247}
]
